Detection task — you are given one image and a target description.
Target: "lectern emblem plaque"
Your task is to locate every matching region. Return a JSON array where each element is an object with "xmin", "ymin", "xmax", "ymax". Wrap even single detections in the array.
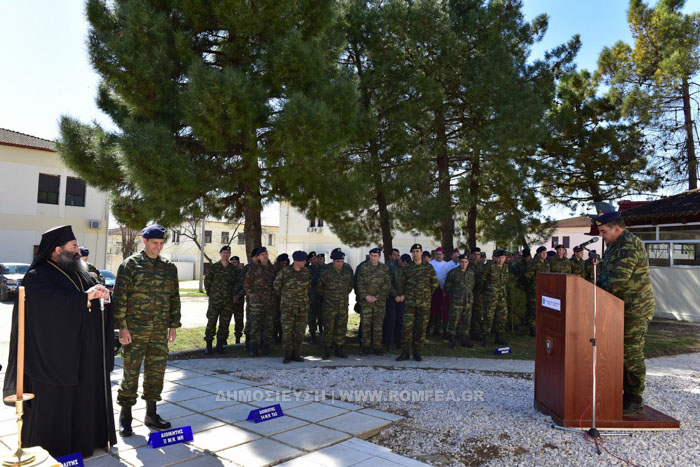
[{"xmin": 545, "ymin": 335, "xmax": 553, "ymax": 355}]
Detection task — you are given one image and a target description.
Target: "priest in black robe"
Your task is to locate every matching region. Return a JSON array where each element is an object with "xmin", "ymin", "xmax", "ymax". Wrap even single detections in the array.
[{"xmin": 3, "ymin": 225, "xmax": 117, "ymax": 458}]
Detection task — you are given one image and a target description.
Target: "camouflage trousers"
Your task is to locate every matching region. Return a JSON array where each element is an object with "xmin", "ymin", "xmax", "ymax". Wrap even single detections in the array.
[
  {"xmin": 244, "ymin": 297, "xmax": 251, "ymax": 340},
  {"xmin": 401, "ymin": 305, "xmax": 430, "ymax": 354},
  {"xmin": 273, "ymin": 299, "xmax": 282, "ymax": 341},
  {"xmin": 482, "ymin": 291, "xmax": 507, "ymax": 334},
  {"xmin": 204, "ymin": 303, "xmax": 234, "ymax": 343},
  {"xmin": 470, "ymin": 291, "xmax": 484, "ymax": 339},
  {"xmin": 282, "ymin": 304, "xmax": 308, "ymax": 353},
  {"xmin": 322, "ymin": 306, "xmax": 348, "ymax": 347},
  {"xmin": 360, "ymin": 303, "xmax": 384, "ymax": 350},
  {"xmin": 525, "ymin": 289, "xmax": 537, "ymax": 328},
  {"xmin": 447, "ymin": 301, "xmax": 472, "ymax": 338},
  {"xmin": 624, "ymin": 314, "xmax": 652, "ymax": 397},
  {"xmin": 250, "ymin": 302, "xmax": 275, "ymax": 346},
  {"xmin": 233, "ymin": 300, "xmax": 244, "ymax": 339},
  {"xmin": 308, "ymin": 300, "xmax": 323, "ymax": 334},
  {"xmin": 117, "ymin": 326, "xmax": 169, "ymax": 406}
]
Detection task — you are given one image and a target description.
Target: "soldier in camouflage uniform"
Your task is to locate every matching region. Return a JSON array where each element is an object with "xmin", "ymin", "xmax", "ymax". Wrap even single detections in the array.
[
  {"xmin": 549, "ymin": 244, "xmax": 572, "ymax": 273},
  {"xmin": 356, "ymin": 248, "xmax": 391, "ymax": 355},
  {"xmin": 80, "ymin": 246, "xmax": 104, "ymax": 284},
  {"xmin": 480, "ymin": 250, "xmax": 510, "ymax": 346},
  {"xmin": 570, "ymin": 246, "xmax": 585, "ymax": 278},
  {"xmin": 231, "ymin": 256, "xmax": 245, "ymax": 343},
  {"xmin": 203, "ymin": 246, "xmax": 238, "ymax": 354},
  {"xmin": 396, "ymin": 244, "xmax": 438, "ymax": 362},
  {"xmin": 244, "ymin": 247, "xmax": 276, "ymax": 356},
  {"xmin": 525, "ymin": 246, "xmax": 550, "ymax": 336},
  {"xmin": 468, "ymin": 248, "xmax": 485, "ymax": 340},
  {"xmin": 584, "ymin": 250, "xmax": 598, "ymax": 283},
  {"xmin": 274, "ymin": 251, "xmax": 312, "ymax": 363},
  {"xmin": 273, "ymin": 253, "xmax": 290, "ymax": 343},
  {"xmin": 241, "ymin": 248, "xmax": 261, "ymax": 350},
  {"xmin": 113, "ymin": 225, "xmax": 180, "ymax": 437},
  {"xmin": 596, "ymin": 212, "xmax": 656, "ymax": 415},
  {"xmin": 317, "ymin": 249, "xmax": 354, "ymax": 359},
  {"xmin": 306, "ymin": 252, "xmax": 323, "ymax": 343},
  {"xmin": 444, "ymin": 254, "xmax": 475, "ymax": 348}
]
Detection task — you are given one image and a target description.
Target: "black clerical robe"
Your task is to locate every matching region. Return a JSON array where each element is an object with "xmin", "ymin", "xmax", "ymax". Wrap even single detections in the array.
[{"xmin": 3, "ymin": 261, "xmax": 116, "ymax": 458}]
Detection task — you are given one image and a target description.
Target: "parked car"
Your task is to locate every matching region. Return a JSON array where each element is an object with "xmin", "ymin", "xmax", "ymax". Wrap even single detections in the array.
[
  {"xmin": 99, "ymin": 269, "xmax": 116, "ymax": 292},
  {"xmin": 0, "ymin": 263, "xmax": 30, "ymax": 302}
]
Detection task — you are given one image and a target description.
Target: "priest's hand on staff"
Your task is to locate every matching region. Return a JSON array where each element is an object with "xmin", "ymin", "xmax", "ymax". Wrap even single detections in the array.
[
  {"xmin": 119, "ymin": 329, "xmax": 132, "ymax": 345},
  {"xmin": 87, "ymin": 284, "xmax": 110, "ymax": 301},
  {"xmin": 168, "ymin": 328, "xmax": 177, "ymax": 343}
]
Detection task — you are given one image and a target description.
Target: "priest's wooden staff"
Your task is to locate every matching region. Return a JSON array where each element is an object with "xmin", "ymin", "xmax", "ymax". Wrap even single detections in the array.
[
  {"xmin": 1, "ymin": 287, "xmax": 48, "ymax": 467},
  {"xmin": 100, "ymin": 297, "xmax": 112, "ymax": 452}
]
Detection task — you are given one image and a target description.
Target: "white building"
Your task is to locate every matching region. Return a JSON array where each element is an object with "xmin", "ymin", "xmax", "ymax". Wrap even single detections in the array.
[
  {"xmin": 534, "ymin": 216, "xmax": 597, "ymax": 256},
  {"xmin": 0, "ymin": 128, "xmax": 109, "ymax": 267}
]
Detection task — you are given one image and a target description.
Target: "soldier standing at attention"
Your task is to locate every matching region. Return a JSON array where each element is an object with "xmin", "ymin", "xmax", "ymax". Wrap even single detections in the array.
[
  {"xmin": 525, "ymin": 246, "xmax": 550, "ymax": 336},
  {"xmin": 306, "ymin": 252, "xmax": 323, "ymax": 343},
  {"xmin": 230, "ymin": 256, "xmax": 245, "ymax": 344},
  {"xmin": 357, "ymin": 247, "xmax": 391, "ymax": 355},
  {"xmin": 549, "ymin": 244, "xmax": 572, "ymax": 273},
  {"xmin": 240, "ymin": 248, "xmax": 261, "ymax": 351},
  {"xmin": 396, "ymin": 244, "xmax": 438, "ymax": 362},
  {"xmin": 114, "ymin": 225, "xmax": 180, "ymax": 437},
  {"xmin": 244, "ymin": 246, "xmax": 276, "ymax": 356},
  {"xmin": 596, "ymin": 212, "xmax": 656, "ymax": 415},
  {"xmin": 273, "ymin": 253, "xmax": 290, "ymax": 343},
  {"xmin": 584, "ymin": 250, "xmax": 598, "ymax": 283},
  {"xmin": 445, "ymin": 254, "xmax": 475, "ymax": 348},
  {"xmin": 570, "ymin": 246, "xmax": 585, "ymax": 278},
  {"xmin": 203, "ymin": 246, "xmax": 237, "ymax": 354},
  {"xmin": 384, "ymin": 248, "xmax": 403, "ymax": 352},
  {"xmin": 317, "ymin": 249, "xmax": 354, "ymax": 359},
  {"xmin": 468, "ymin": 247, "xmax": 485, "ymax": 341},
  {"xmin": 274, "ymin": 251, "xmax": 312, "ymax": 363},
  {"xmin": 480, "ymin": 250, "xmax": 510, "ymax": 347}
]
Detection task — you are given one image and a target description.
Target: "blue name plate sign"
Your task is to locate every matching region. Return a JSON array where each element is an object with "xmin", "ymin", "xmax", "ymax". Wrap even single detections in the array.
[
  {"xmin": 247, "ymin": 404, "xmax": 284, "ymax": 423},
  {"xmin": 148, "ymin": 426, "xmax": 194, "ymax": 448},
  {"xmin": 56, "ymin": 452, "xmax": 84, "ymax": 467},
  {"xmin": 494, "ymin": 346, "xmax": 512, "ymax": 355}
]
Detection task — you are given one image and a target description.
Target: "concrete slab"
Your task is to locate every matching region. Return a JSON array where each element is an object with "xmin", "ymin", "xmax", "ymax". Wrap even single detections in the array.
[
  {"xmin": 319, "ymin": 412, "xmax": 392, "ymax": 439},
  {"xmin": 248, "ymin": 398, "xmax": 313, "ymax": 411},
  {"xmin": 174, "ymin": 394, "xmax": 237, "ymax": 413},
  {"xmin": 283, "ymin": 402, "xmax": 348, "ymax": 423},
  {"xmin": 197, "ymin": 380, "xmax": 253, "ymax": 394},
  {"xmin": 162, "ymin": 387, "xmax": 212, "ymax": 403},
  {"xmin": 169, "ymin": 453, "xmax": 233, "ymax": 466},
  {"xmin": 187, "ymin": 425, "xmax": 260, "ymax": 453},
  {"xmin": 216, "ymin": 438, "xmax": 302, "ymax": 467},
  {"xmin": 205, "ymin": 403, "xmax": 257, "ymax": 424},
  {"xmin": 84, "ymin": 454, "xmax": 132, "ymax": 466},
  {"xmin": 132, "ymin": 402, "xmax": 195, "ymax": 423},
  {"xmin": 294, "ymin": 439, "xmax": 377, "ymax": 466},
  {"xmin": 110, "ymin": 423, "xmax": 155, "ymax": 451},
  {"xmin": 352, "ymin": 457, "xmax": 402, "ymax": 467},
  {"xmin": 271, "ymin": 424, "xmax": 350, "ymax": 452},
  {"xmin": 175, "ymin": 376, "xmax": 229, "ymax": 388},
  {"xmin": 113, "ymin": 442, "xmax": 204, "ymax": 466},
  {"xmin": 168, "ymin": 413, "xmax": 225, "ymax": 434},
  {"xmin": 321, "ymin": 399, "xmax": 364, "ymax": 411},
  {"xmin": 356, "ymin": 408, "xmax": 404, "ymax": 422},
  {"xmin": 236, "ymin": 415, "xmax": 308, "ymax": 436}
]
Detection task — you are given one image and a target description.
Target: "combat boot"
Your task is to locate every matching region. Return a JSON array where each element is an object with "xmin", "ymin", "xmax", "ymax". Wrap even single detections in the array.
[
  {"xmin": 374, "ymin": 348, "xmax": 384, "ymax": 356},
  {"xmin": 460, "ymin": 336, "xmax": 474, "ymax": 348},
  {"xmin": 283, "ymin": 351, "xmax": 292, "ymax": 364},
  {"xmin": 292, "ymin": 351, "xmax": 304, "ymax": 362},
  {"xmin": 322, "ymin": 346, "xmax": 331, "ymax": 360},
  {"xmin": 144, "ymin": 401, "xmax": 171, "ymax": 430},
  {"xmin": 216, "ymin": 341, "xmax": 227, "ymax": 354},
  {"xmin": 335, "ymin": 346, "xmax": 348, "ymax": 359},
  {"xmin": 204, "ymin": 340, "xmax": 213, "ymax": 355},
  {"xmin": 360, "ymin": 347, "xmax": 370, "ymax": 356},
  {"xmin": 396, "ymin": 352, "xmax": 410, "ymax": 361},
  {"xmin": 249, "ymin": 343, "xmax": 258, "ymax": 357},
  {"xmin": 413, "ymin": 351, "xmax": 423, "ymax": 362},
  {"xmin": 263, "ymin": 343, "xmax": 271, "ymax": 355},
  {"xmin": 449, "ymin": 336, "xmax": 456, "ymax": 349},
  {"xmin": 118, "ymin": 405, "xmax": 133, "ymax": 437},
  {"xmin": 495, "ymin": 333, "xmax": 509, "ymax": 346}
]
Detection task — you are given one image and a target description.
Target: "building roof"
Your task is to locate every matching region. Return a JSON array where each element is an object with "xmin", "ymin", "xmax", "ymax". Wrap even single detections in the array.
[
  {"xmin": 622, "ymin": 189, "xmax": 700, "ymax": 225},
  {"xmin": 555, "ymin": 216, "xmax": 592, "ymax": 228},
  {"xmin": 0, "ymin": 128, "xmax": 56, "ymax": 152}
]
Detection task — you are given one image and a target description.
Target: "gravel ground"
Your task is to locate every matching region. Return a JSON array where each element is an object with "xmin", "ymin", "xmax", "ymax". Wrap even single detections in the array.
[{"xmin": 233, "ymin": 365, "xmax": 700, "ymax": 466}]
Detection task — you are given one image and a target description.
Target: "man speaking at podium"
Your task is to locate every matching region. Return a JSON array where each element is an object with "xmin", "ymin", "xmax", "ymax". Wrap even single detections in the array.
[{"xmin": 596, "ymin": 211, "xmax": 656, "ymax": 415}]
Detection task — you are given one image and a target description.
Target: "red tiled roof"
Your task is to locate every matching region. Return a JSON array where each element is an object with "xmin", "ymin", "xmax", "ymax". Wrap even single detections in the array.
[
  {"xmin": 555, "ymin": 216, "xmax": 592, "ymax": 228},
  {"xmin": 0, "ymin": 128, "xmax": 56, "ymax": 152}
]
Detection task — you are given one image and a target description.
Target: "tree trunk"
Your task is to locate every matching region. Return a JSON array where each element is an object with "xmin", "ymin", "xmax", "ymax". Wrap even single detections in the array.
[
  {"xmin": 682, "ymin": 78, "xmax": 698, "ymax": 190},
  {"xmin": 466, "ymin": 152, "xmax": 480, "ymax": 250},
  {"xmin": 435, "ymin": 110, "xmax": 453, "ymax": 251},
  {"xmin": 242, "ymin": 181, "xmax": 263, "ymax": 262},
  {"xmin": 376, "ymin": 188, "xmax": 393, "ymax": 262}
]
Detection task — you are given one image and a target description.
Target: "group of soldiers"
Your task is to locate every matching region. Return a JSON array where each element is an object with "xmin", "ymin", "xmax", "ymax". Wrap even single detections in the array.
[{"xmin": 202, "ymin": 239, "xmax": 601, "ymax": 363}]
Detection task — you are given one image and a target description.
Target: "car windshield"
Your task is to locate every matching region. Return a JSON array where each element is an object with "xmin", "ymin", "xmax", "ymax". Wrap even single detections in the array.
[
  {"xmin": 3, "ymin": 265, "xmax": 29, "ymax": 274},
  {"xmin": 99, "ymin": 270, "xmax": 116, "ymax": 279}
]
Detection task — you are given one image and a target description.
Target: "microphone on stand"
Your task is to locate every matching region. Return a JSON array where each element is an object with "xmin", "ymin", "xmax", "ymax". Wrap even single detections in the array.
[{"xmin": 577, "ymin": 237, "xmax": 599, "ymax": 249}]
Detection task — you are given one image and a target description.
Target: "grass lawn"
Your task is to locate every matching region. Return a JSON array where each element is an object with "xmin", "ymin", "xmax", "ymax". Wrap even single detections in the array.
[
  {"xmin": 179, "ymin": 288, "xmax": 207, "ymax": 298},
  {"xmin": 167, "ymin": 314, "xmax": 700, "ymax": 361}
]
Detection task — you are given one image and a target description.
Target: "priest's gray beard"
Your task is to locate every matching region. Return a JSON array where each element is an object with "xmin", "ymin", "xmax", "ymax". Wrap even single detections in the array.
[{"xmin": 56, "ymin": 249, "xmax": 86, "ymax": 274}]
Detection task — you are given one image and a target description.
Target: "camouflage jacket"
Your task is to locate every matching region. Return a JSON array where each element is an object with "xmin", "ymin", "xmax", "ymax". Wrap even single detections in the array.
[
  {"xmin": 273, "ymin": 265, "xmax": 311, "ymax": 309},
  {"xmin": 401, "ymin": 261, "xmax": 439, "ymax": 307},
  {"xmin": 112, "ymin": 251, "xmax": 181, "ymax": 331},
  {"xmin": 597, "ymin": 230, "xmax": 656, "ymax": 319},
  {"xmin": 549, "ymin": 256, "xmax": 572, "ymax": 274},
  {"xmin": 512, "ymin": 258, "xmax": 530, "ymax": 288},
  {"xmin": 469, "ymin": 261, "xmax": 486, "ymax": 294},
  {"xmin": 317, "ymin": 263, "xmax": 354, "ymax": 309},
  {"xmin": 86, "ymin": 262, "xmax": 104, "ymax": 285},
  {"xmin": 204, "ymin": 260, "xmax": 238, "ymax": 302},
  {"xmin": 570, "ymin": 257, "xmax": 585, "ymax": 278},
  {"xmin": 525, "ymin": 259, "xmax": 550, "ymax": 292},
  {"xmin": 482, "ymin": 262, "xmax": 510, "ymax": 296},
  {"xmin": 357, "ymin": 262, "xmax": 391, "ymax": 304},
  {"xmin": 445, "ymin": 267, "xmax": 475, "ymax": 306},
  {"xmin": 244, "ymin": 262, "xmax": 277, "ymax": 305},
  {"xmin": 584, "ymin": 258, "xmax": 596, "ymax": 283}
]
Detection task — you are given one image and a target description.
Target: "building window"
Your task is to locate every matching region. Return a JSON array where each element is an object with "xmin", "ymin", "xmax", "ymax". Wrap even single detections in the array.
[
  {"xmin": 268, "ymin": 234, "xmax": 274, "ymax": 246},
  {"xmin": 551, "ymin": 236, "xmax": 559, "ymax": 248},
  {"xmin": 221, "ymin": 231, "xmax": 229, "ymax": 244},
  {"xmin": 65, "ymin": 177, "xmax": 86, "ymax": 207},
  {"xmin": 317, "ymin": 219, "xmax": 324, "ymax": 227},
  {"xmin": 563, "ymin": 236, "xmax": 570, "ymax": 248},
  {"xmin": 204, "ymin": 230, "xmax": 212, "ymax": 244},
  {"xmin": 37, "ymin": 174, "xmax": 60, "ymax": 205},
  {"xmin": 172, "ymin": 231, "xmax": 180, "ymax": 243},
  {"xmin": 237, "ymin": 233, "xmax": 245, "ymax": 244},
  {"xmin": 309, "ymin": 218, "xmax": 315, "ymax": 228}
]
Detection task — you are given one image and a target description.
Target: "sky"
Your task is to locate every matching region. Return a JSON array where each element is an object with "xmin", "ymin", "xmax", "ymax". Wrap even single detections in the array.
[{"xmin": 1, "ymin": 0, "xmax": 698, "ymax": 222}]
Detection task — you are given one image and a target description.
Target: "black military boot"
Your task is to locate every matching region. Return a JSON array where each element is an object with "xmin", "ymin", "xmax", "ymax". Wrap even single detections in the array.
[
  {"xmin": 396, "ymin": 352, "xmax": 410, "ymax": 361},
  {"xmin": 204, "ymin": 340, "xmax": 213, "ymax": 355},
  {"xmin": 335, "ymin": 346, "xmax": 348, "ymax": 359},
  {"xmin": 413, "ymin": 351, "xmax": 423, "ymax": 362},
  {"xmin": 283, "ymin": 351, "xmax": 292, "ymax": 364},
  {"xmin": 249, "ymin": 343, "xmax": 258, "ymax": 357},
  {"xmin": 263, "ymin": 343, "xmax": 271, "ymax": 355},
  {"xmin": 216, "ymin": 341, "xmax": 227, "ymax": 354},
  {"xmin": 144, "ymin": 401, "xmax": 171, "ymax": 430},
  {"xmin": 461, "ymin": 336, "xmax": 474, "ymax": 348},
  {"xmin": 310, "ymin": 331, "xmax": 317, "ymax": 344},
  {"xmin": 480, "ymin": 336, "xmax": 489, "ymax": 347},
  {"xmin": 292, "ymin": 350, "xmax": 304, "ymax": 362},
  {"xmin": 322, "ymin": 346, "xmax": 331, "ymax": 360},
  {"xmin": 495, "ymin": 333, "xmax": 509, "ymax": 346},
  {"xmin": 449, "ymin": 336, "xmax": 456, "ymax": 349},
  {"xmin": 118, "ymin": 405, "xmax": 133, "ymax": 437},
  {"xmin": 623, "ymin": 395, "xmax": 645, "ymax": 415}
]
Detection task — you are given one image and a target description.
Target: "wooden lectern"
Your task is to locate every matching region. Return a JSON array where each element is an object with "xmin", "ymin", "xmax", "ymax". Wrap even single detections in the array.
[{"xmin": 534, "ymin": 273, "xmax": 679, "ymax": 430}]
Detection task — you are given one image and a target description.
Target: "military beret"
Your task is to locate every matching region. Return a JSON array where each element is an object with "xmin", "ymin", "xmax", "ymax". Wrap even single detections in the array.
[
  {"xmin": 471, "ymin": 247, "xmax": 481, "ymax": 253},
  {"xmin": 422, "ymin": 251, "xmax": 432, "ymax": 258},
  {"xmin": 493, "ymin": 250, "xmax": 505, "ymax": 257},
  {"xmin": 307, "ymin": 251, "xmax": 317, "ymax": 260},
  {"xmin": 332, "ymin": 247, "xmax": 342, "ymax": 253},
  {"xmin": 220, "ymin": 245, "xmax": 231, "ymax": 253},
  {"xmin": 277, "ymin": 253, "xmax": 289, "ymax": 262},
  {"xmin": 453, "ymin": 248, "xmax": 460, "ymax": 253},
  {"xmin": 318, "ymin": 253, "xmax": 325, "ymax": 258},
  {"xmin": 369, "ymin": 247, "xmax": 382, "ymax": 254},
  {"xmin": 410, "ymin": 243, "xmax": 422, "ymax": 251},
  {"xmin": 573, "ymin": 246, "xmax": 584, "ymax": 252},
  {"xmin": 555, "ymin": 244, "xmax": 565, "ymax": 250},
  {"xmin": 141, "ymin": 224, "xmax": 166, "ymax": 239},
  {"xmin": 292, "ymin": 250, "xmax": 307, "ymax": 261},
  {"xmin": 330, "ymin": 249, "xmax": 345, "ymax": 260},
  {"xmin": 257, "ymin": 247, "xmax": 268, "ymax": 254},
  {"xmin": 79, "ymin": 246, "xmax": 89, "ymax": 257},
  {"xmin": 595, "ymin": 211, "xmax": 622, "ymax": 226},
  {"xmin": 232, "ymin": 256, "xmax": 240, "ymax": 261},
  {"xmin": 536, "ymin": 246, "xmax": 547, "ymax": 253},
  {"xmin": 250, "ymin": 247, "xmax": 260, "ymax": 257},
  {"xmin": 522, "ymin": 248, "xmax": 531, "ymax": 256},
  {"xmin": 459, "ymin": 254, "xmax": 468, "ymax": 260},
  {"xmin": 400, "ymin": 254, "xmax": 411, "ymax": 263},
  {"xmin": 435, "ymin": 247, "xmax": 445, "ymax": 253},
  {"xmin": 547, "ymin": 251, "xmax": 556, "ymax": 258}
]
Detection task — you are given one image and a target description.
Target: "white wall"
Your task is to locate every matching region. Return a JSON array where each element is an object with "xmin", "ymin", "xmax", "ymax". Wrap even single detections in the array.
[{"xmin": 651, "ymin": 268, "xmax": 700, "ymax": 323}]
